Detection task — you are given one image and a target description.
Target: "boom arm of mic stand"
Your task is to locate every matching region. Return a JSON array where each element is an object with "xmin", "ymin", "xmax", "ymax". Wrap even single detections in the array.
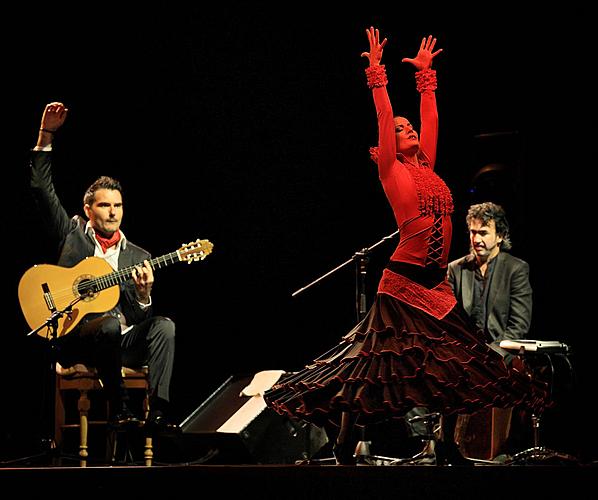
[
  {"xmin": 291, "ymin": 256, "xmax": 355, "ymax": 297},
  {"xmin": 27, "ymin": 310, "xmax": 63, "ymax": 338},
  {"xmin": 291, "ymin": 229, "xmax": 400, "ymax": 297},
  {"xmin": 26, "ymin": 296, "xmax": 85, "ymax": 338}
]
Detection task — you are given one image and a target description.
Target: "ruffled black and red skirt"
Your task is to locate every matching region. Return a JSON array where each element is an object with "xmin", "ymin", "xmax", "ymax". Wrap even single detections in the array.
[{"xmin": 264, "ymin": 292, "xmax": 548, "ymax": 429}]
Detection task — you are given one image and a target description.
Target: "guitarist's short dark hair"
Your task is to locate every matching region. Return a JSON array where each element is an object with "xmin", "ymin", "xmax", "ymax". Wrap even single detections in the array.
[{"xmin": 83, "ymin": 176, "xmax": 123, "ymax": 206}]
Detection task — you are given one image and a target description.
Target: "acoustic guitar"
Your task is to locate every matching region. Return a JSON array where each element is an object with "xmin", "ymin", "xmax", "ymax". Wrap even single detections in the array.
[{"xmin": 18, "ymin": 239, "xmax": 213, "ymax": 339}]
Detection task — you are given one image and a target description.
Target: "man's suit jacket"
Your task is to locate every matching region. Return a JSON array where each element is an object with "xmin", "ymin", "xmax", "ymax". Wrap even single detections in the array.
[
  {"xmin": 447, "ymin": 251, "xmax": 532, "ymax": 344},
  {"xmin": 30, "ymin": 150, "xmax": 152, "ymax": 328}
]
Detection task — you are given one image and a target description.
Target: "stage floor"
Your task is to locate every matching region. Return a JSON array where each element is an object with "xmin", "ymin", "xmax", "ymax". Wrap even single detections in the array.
[{"xmin": 2, "ymin": 461, "xmax": 596, "ymax": 499}]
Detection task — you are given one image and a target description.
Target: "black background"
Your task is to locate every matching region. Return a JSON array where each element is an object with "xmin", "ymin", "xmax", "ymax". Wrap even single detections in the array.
[{"xmin": 4, "ymin": 5, "xmax": 594, "ymax": 462}]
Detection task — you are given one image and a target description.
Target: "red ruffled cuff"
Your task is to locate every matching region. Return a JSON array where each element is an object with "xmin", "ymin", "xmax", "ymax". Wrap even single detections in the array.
[
  {"xmin": 415, "ymin": 69, "xmax": 437, "ymax": 93},
  {"xmin": 365, "ymin": 65, "xmax": 388, "ymax": 89}
]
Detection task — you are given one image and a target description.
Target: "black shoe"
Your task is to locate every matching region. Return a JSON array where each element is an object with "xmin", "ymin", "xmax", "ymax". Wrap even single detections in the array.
[
  {"xmin": 144, "ymin": 411, "xmax": 180, "ymax": 437},
  {"xmin": 108, "ymin": 405, "xmax": 140, "ymax": 428}
]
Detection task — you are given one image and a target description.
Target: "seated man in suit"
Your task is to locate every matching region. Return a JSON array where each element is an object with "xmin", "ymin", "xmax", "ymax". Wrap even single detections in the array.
[
  {"xmin": 447, "ymin": 201, "xmax": 532, "ymax": 459},
  {"xmin": 29, "ymin": 102, "xmax": 178, "ymax": 435},
  {"xmin": 448, "ymin": 201, "xmax": 532, "ymax": 353}
]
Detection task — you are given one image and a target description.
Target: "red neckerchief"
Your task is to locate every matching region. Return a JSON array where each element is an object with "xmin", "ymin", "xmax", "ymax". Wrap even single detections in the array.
[{"xmin": 95, "ymin": 230, "xmax": 121, "ymax": 253}]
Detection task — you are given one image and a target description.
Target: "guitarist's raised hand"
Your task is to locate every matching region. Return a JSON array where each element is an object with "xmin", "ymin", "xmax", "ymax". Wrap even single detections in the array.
[
  {"xmin": 37, "ymin": 102, "xmax": 69, "ymax": 149},
  {"xmin": 131, "ymin": 260, "xmax": 154, "ymax": 305}
]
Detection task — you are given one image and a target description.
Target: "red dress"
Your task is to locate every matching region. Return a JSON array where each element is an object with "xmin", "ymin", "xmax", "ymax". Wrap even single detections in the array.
[{"xmin": 265, "ymin": 66, "xmax": 547, "ymax": 428}]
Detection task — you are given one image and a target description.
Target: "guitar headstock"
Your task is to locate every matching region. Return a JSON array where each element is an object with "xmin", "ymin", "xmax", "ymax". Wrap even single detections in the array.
[{"xmin": 179, "ymin": 239, "xmax": 214, "ymax": 263}]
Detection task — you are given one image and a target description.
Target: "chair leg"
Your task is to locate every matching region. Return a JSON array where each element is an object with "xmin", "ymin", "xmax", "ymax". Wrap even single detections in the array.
[
  {"xmin": 77, "ymin": 389, "xmax": 91, "ymax": 467},
  {"xmin": 143, "ymin": 437, "xmax": 153, "ymax": 466},
  {"xmin": 143, "ymin": 391, "xmax": 153, "ymax": 466}
]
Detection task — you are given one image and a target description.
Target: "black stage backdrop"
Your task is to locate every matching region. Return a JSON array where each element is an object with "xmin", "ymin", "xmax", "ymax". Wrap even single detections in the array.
[{"xmin": 4, "ymin": 6, "xmax": 594, "ymax": 462}]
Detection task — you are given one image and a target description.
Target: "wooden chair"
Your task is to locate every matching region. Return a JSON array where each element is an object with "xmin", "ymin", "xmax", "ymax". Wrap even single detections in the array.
[{"xmin": 55, "ymin": 363, "xmax": 153, "ymax": 466}]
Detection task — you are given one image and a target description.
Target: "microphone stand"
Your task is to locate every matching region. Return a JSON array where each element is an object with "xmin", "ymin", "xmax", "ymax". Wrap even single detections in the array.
[
  {"xmin": 18, "ymin": 295, "xmax": 85, "ymax": 465},
  {"xmin": 292, "ymin": 230, "xmax": 399, "ymax": 322},
  {"xmin": 291, "ymin": 230, "xmax": 399, "ymax": 464}
]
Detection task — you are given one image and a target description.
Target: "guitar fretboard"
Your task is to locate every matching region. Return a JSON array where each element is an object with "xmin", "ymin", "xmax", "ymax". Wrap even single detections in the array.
[{"xmin": 79, "ymin": 251, "xmax": 182, "ymax": 294}]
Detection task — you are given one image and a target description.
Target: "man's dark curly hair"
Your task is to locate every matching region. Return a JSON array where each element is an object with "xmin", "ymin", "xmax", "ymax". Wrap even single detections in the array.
[
  {"xmin": 83, "ymin": 176, "xmax": 123, "ymax": 206},
  {"xmin": 466, "ymin": 201, "xmax": 512, "ymax": 250}
]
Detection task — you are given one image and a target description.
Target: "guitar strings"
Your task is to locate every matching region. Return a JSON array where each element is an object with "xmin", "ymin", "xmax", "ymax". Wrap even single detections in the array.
[
  {"xmin": 27, "ymin": 241, "xmax": 211, "ymax": 314},
  {"xmin": 33, "ymin": 248, "xmax": 208, "ymax": 306}
]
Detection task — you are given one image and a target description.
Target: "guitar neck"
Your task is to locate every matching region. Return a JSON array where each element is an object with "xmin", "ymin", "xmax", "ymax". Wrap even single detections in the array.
[{"xmin": 93, "ymin": 252, "xmax": 182, "ymax": 291}]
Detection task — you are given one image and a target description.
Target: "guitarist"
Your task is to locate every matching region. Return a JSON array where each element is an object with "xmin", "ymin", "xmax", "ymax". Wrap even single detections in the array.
[{"xmin": 29, "ymin": 102, "xmax": 178, "ymax": 434}]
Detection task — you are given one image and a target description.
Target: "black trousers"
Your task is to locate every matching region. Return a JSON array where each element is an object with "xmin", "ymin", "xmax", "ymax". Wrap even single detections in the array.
[{"xmin": 54, "ymin": 315, "xmax": 175, "ymax": 408}]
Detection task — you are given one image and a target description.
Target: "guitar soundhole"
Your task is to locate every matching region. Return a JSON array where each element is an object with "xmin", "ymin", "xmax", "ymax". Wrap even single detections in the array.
[{"xmin": 74, "ymin": 275, "xmax": 98, "ymax": 302}]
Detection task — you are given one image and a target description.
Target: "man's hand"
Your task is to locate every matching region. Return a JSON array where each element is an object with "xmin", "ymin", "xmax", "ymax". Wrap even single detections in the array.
[
  {"xmin": 37, "ymin": 102, "xmax": 68, "ymax": 148},
  {"xmin": 132, "ymin": 260, "xmax": 154, "ymax": 304}
]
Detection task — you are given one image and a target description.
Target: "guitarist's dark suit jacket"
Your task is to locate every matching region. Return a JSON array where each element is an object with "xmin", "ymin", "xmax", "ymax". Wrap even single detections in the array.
[
  {"xmin": 29, "ymin": 150, "xmax": 152, "ymax": 328},
  {"xmin": 447, "ymin": 251, "xmax": 532, "ymax": 346}
]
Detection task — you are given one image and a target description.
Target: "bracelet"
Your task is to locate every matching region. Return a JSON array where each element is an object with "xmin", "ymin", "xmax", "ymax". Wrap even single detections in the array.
[{"xmin": 40, "ymin": 128, "xmax": 56, "ymax": 134}]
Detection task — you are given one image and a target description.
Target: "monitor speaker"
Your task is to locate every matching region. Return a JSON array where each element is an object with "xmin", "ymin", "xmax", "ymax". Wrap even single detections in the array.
[{"xmin": 175, "ymin": 374, "xmax": 328, "ymax": 464}]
